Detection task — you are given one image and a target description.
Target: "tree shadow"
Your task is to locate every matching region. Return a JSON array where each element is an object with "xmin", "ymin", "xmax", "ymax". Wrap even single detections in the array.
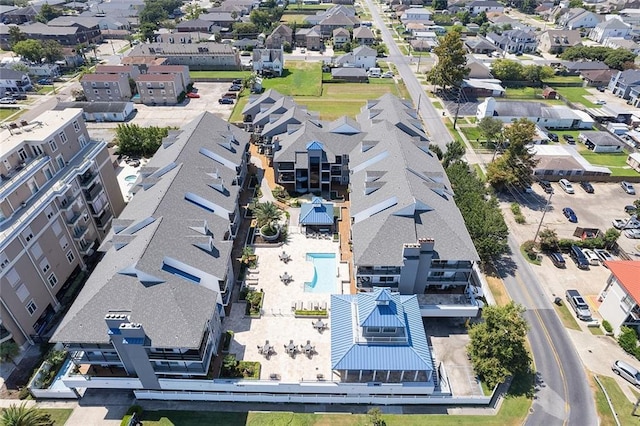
[
  {"xmin": 507, "ymin": 370, "xmax": 536, "ymax": 399},
  {"xmin": 492, "ymin": 250, "xmax": 518, "ymax": 278}
]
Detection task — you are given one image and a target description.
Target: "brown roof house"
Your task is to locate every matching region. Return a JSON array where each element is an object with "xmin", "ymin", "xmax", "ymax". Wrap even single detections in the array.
[
  {"xmin": 266, "ymin": 24, "xmax": 293, "ymax": 49},
  {"xmin": 296, "ymin": 26, "xmax": 323, "ymax": 51},
  {"xmin": 353, "ymin": 26, "xmax": 375, "ymax": 46},
  {"xmin": 333, "ymin": 27, "xmax": 350, "ymax": 49},
  {"xmin": 538, "ymin": 30, "xmax": 582, "ymax": 54}
]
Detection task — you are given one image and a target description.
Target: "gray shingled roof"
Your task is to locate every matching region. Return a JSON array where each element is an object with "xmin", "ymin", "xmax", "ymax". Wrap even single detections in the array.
[
  {"xmin": 356, "ymin": 93, "xmax": 428, "ymax": 141},
  {"xmin": 51, "ymin": 112, "xmax": 249, "ymax": 347}
]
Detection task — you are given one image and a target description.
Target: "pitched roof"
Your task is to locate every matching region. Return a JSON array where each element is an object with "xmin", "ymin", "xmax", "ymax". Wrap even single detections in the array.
[
  {"xmin": 353, "ymin": 26, "xmax": 375, "ymax": 38},
  {"xmin": 597, "ymin": 17, "xmax": 630, "ymax": 30},
  {"xmin": 299, "ymin": 198, "xmax": 334, "ymax": 225},
  {"xmin": 0, "ymin": 68, "xmax": 27, "ymax": 80},
  {"xmin": 331, "ymin": 288, "xmax": 433, "ymax": 372},
  {"xmin": 605, "ymin": 261, "xmax": 640, "ymax": 303},
  {"xmin": 51, "ymin": 112, "xmax": 249, "ymax": 347},
  {"xmin": 55, "ymin": 101, "xmax": 133, "ymax": 114}
]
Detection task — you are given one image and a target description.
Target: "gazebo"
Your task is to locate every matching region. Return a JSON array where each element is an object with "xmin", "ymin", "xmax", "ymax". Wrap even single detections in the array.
[{"xmin": 299, "ymin": 197, "xmax": 335, "ymax": 234}]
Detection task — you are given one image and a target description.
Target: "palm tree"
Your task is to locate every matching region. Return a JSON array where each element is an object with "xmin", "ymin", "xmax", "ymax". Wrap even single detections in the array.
[
  {"xmin": 253, "ymin": 202, "xmax": 282, "ymax": 228},
  {"xmin": 0, "ymin": 403, "xmax": 52, "ymax": 426},
  {"xmin": 0, "ymin": 341, "xmax": 20, "ymax": 366}
]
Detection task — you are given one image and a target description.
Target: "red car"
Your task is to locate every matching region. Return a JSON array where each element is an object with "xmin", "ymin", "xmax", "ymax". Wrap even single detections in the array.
[{"xmin": 186, "ymin": 92, "xmax": 200, "ymax": 98}]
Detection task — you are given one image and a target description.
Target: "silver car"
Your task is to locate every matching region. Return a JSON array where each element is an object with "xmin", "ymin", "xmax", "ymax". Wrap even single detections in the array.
[{"xmin": 612, "ymin": 360, "xmax": 640, "ymax": 388}]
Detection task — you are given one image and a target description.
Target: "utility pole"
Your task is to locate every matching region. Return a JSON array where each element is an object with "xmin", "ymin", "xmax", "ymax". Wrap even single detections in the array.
[
  {"xmin": 533, "ymin": 191, "xmax": 553, "ymax": 243},
  {"xmin": 452, "ymin": 86, "xmax": 462, "ymax": 130}
]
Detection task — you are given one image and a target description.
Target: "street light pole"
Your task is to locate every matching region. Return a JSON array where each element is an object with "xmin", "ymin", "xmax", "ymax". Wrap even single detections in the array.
[{"xmin": 533, "ymin": 191, "xmax": 553, "ymax": 243}]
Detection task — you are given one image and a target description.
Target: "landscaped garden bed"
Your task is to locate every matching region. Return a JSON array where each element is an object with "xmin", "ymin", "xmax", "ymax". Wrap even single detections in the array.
[
  {"xmin": 241, "ymin": 289, "xmax": 264, "ymax": 318},
  {"xmin": 220, "ymin": 354, "xmax": 261, "ymax": 379},
  {"xmin": 294, "ymin": 309, "xmax": 328, "ymax": 318}
]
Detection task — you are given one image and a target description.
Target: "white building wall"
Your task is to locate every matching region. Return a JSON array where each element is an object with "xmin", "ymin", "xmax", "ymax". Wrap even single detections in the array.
[{"xmin": 599, "ymin": 279, "xmax": 631, "ymax": 336}]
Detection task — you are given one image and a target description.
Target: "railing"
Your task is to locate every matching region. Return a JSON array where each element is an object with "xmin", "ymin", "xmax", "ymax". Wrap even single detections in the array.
[
  {"xmin": 430, "ymin": 261, "xmax": 473, "ymax": 269},
  {"xmin": 72, "ymin": 226, "xmax": 88, "ymax": 239},
  {"xmin": 96, "ymin": 210, "xmax": 113, "ymax": 229},
  {"xmin": 357, "ymin": 267, "xmax": 401, "ymax": 275},
  {"xmin": 66, "ymin": 211, "xmax": 82, "ymax": 226},
  {"xmin": 84, "ymin": 182, "xmax": 103, "ymax": 201},
  {"xmin": 0, "ymin": 155, "xmax": 48, "ymax": 200},
  {"xmin": 79, "ymin": 171, "xmax": 98, "ymax": 188}
]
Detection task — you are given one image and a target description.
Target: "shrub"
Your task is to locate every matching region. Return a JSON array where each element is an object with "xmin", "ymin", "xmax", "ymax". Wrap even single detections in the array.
[
  {"xmin": 602, "ymin": 320, "xmax": 613, "ymax": 333},
  {"xmin": 618, "ymin": 326, "xmax": 638, "ymax": 355},
  {"xmin": 222, "ymin": 331, "xmax": 234, "ymax": 352},
  {"xmin": 510, "ymin": 203, "xmax": 522, "ymax": 215},
  {"xmin": 522, "ymin": 240, "xmax": 537, "ymax": 260},
  {"xmin": 514, "ymin": 214, "xmax": 526, "ymax": 224}
]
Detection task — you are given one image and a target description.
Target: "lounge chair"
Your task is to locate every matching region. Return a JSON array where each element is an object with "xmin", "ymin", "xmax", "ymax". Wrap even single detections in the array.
[{"xmin": 321, "ymin": 301, "xmax": 327, "ymax": 310}]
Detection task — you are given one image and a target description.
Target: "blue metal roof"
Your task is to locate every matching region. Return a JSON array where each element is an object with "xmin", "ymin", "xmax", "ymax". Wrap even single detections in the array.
[
  {"xmin": 331, "ymin": 289, "xmax": 433, "ymax": 372},
  {"xmin": 358, "ymin": 288, "xmax": 406, "ymax": 328},
  {"xmin": 306, "ymin": 140, "xmax": 324, "ymax": 151},
  {"xmin": 299, "ymin": 199, "xmax": 334, "ymax": 226}
]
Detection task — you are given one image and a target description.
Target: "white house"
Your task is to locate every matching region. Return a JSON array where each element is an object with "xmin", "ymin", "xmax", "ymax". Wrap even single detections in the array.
[
  {"xmin": 467, "ymin": 1, "xmax": 504, "ymax": 16},
  {"xmin": 627, "ymin": 152, "xmax": 640, "ymax": 172},
  {"xmin": 579, "ymin": 131, "xmax": 626, "ymax": 153},
  {"xmin": 598, "ymin": 261, "xmax": 640, "ymax": 336},
  {"xmin": 477, "ymin": 97, "xmax": 594, "ymax": 129},
  {"xmin": 558, "ymin": 8, "xmax": 600, "ymax": 30},
  {"xmin": 252, "ymin": 48, "xmax": 285, "ymax": 76},
  {"xmin": 588, "ymin": 17, "xmax": 631, "ymax": 43},
  {"xmin": 0, "ymin": 68, "xmax": 32, "ymax": 93},
  {"xmin": 400, "ymin": 8, "xmax": 432, "ymax": 24},
  {"xmin": 334, "ymin": 45, "xmax": 377, "ymax": 70}
]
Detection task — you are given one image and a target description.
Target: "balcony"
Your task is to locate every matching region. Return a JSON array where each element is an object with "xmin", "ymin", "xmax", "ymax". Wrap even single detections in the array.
[
  {"xmin": 418, "ymin": 289, "xmax": 480, "ymax": 318},
  {"xmin": 357, "ymin": 266, "xmax": 401, "ymax": 276},
  {"xmin": 72, "ymin": 226, "xmax": 89, "ymax": 240},
  {"xmin": 72, "ymin": 350, "xmax": 122, "ymax": 364},
  {"xmin": 83, "ymin": 182, "xmax": 103, "ymax": 201},
  {"xmin": 0, "ymin": 155, "xmax": 48, "ymax": 201},
  {"xmin": 59, "ymin": 193, "xmax": 79, "ymax": 211},
  {"xmin": 78, "ymin": 240, "xmax": 94, "ymax": 256},
  {"xmin": 279, "ymin": 172, "xmax": 295, "ymax": 182},
  {"xmin": 430, "ymin": 260, "xmax": 473, "ymax": 270},
  {"xmin": 79, "ymin": 171, "xmax": 98, "ymax": 188},
  {"xmin": 66, "ymin": 211, "xmax": 82, "ymax": 226},
  {"xmin": 147, "ymin": 349, "xmax": 204, "ymax": 362},
  {"xmin": 0, "ymin": 324, "xmax": 12, "ymax": 344},
  {"xmin": 95, "ymin": 209, "xmax": 113, "ymax": 230},
  {"xmin": 426, "ymin": 271, "xmax": 471, "ymax": 285}
]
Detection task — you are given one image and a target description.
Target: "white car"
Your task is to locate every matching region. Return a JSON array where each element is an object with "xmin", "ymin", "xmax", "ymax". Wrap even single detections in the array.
[
  {"xmin": 582, "ymin": 249, "xmax": 600, "ymax": 266},
  {"xmin": 595, "ymin": 100, "xmax": 607, "ymax": 105},
  {"xmin": 558, "ymin": 179, "xmax": 575, "ymax": 194}
]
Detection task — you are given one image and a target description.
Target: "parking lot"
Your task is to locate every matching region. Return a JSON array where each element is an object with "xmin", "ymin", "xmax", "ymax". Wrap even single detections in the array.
[{"xmin": 505, "ymin": 181, "xmax": 639, "ymax": 313}]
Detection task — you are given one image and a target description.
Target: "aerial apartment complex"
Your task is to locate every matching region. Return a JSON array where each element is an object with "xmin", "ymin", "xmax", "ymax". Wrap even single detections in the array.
[{"xmin": 0, "ymin": 109, "xmax": 124, "ymax": 346}]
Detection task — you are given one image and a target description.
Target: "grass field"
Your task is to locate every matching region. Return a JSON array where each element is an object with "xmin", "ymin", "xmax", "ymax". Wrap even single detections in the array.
[
  {"xmin": 589, "ymin": 326, "xmax": 604, "ymax": 335},
  {"xmin": 553, "ymin": 86, "xmax": 600, "ymax": 108},
  {"xmin": 280, "ymin": 14, "xmax": 310, "ymax": 24},
  {"xmin": 579, "ymin": 150, "xmax": 640, "ymax": 177},
  {"xmin": 542, "ymin": 76, "xmax": 583, "ymax": 84},
  {"xmin": 594, "ymin": 375, "xmax": 640, "ymax": 426},
  {"xmin": 0, "ymin": 108, "xmax": 23, "ymax": 122},
  {"xmin": 552, "ymin": 300, "xmax": 581, "ymax": 331},
  {"xmin": 460, "ymin": 126, "xmax": 483, "ymax": 142},
  {"xmin": 263, "ymin": 61, "xmax": 322, "ymax": 96}
]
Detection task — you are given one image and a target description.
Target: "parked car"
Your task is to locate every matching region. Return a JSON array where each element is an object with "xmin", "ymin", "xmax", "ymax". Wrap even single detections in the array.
[
  {"xmin": 621, "ymin": 181, "xmax": 636, "ymax": 195},
  {"xmin": 594, "ymin": 249, "xmax": 615, "ymax": 265},
  {"xmin": 579, "ymin": 181, "xmax": 594, "ymax": 193},
  {"xmin": 613, "ymin": 217, "xmax": 640, "ymax": 229},
  {"xmin": 582, "ymin": 248, "xmax": 600, "ymax": 266},
  {"xmin": 37, "ymin": 78, "xmax": 52, "ymax": 85},
  {"xmin": 562, "ymin": 134, "xmax": 576, "ymax": 144},
  {"xmin": 566, "ymin": 289, "xmax": 592, "ymax": 320},
  {"xmin": 186, "ymin": 92, "xmax": 200, "ymax": 98},
  {"xmin": 612, "ymin": 360, "xmax": 640, "ymax": 388},
  {"xmin": 222, "ymin": 92, "xmax": 237, "ymax": 99},
  {"xmin": 563, "ymin": 207, "xmax": 578, "ymax": 223},
  {"xmin": 594, "ymin": 99, "xmax": 607, "ymax": 105},
  {"xmin": 569, "ymin": 245, "xmax": 589, "ymax": 269},
  {"xmin": 558, "ymin": 179, "xmax": 575, "ymax": 194},
  {"xmin": 624, "ymin": 229, "xmax": 640, "ymax": 239},
  {"xmin": 381, "ymin": 71, "xmax": 394, "ymax": 78},
  {"xmin": 597, "ymin": 86, "xmax": 606, "ymax": 92},
  {"xmin": 218, "ymin": 98, "xmax": 234, "ymax": 104},
  {"xmin": 625, "ymin": 205, "xmax": 638, "ymax": 214},
  {"xmin": 6, "ymin": 92, "xmax": 27, "ymax": 100},
  {"xmin": 0, "ymin": 97, "xmax": 17, "ymax": 104},
  {"xmin": 232, "ymin": 79, "xmax": 243, "ymax": 85},
  {"xmin": 228, "ymin": 84, "xmax": 242, "ymax": 91},
  {"xmin": 549, "ymin": 252, "xmax": 566, "ymax": 268},
  {"xmin": 538, "ymin": 180, "xmax": 553, "ymax": 194},
  {"xmin": 548, "ymin": 132, "xmax": 559, "ymax": 142}
]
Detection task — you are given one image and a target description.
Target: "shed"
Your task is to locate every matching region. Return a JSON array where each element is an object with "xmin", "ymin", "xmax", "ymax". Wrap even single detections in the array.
[
  {"xmin": 579, "ymin": 131, "xmax": 626, "ymax": 153},
  {"xmin": 299, "ymin": 197, "xmax": 335, "ymax": 232},
  {"xmin": 627, "ymin": 152, "xmax": 640, "ymax": 173},
  {"xmin": 542, "ymin": 87, "xmax": 557, "ymax": 99}
]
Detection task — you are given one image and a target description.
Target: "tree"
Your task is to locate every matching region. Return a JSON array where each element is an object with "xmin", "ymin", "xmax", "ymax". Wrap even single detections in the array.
[
  {"xmin": 0, "ymin": 403, "xmax": 53, "ymax": 426},
  {"xmin": 427, "ymin": 31, "xmax": 469, "ymax": 90},
  {"xmin": 184, "ymin": 3, "xmax": 204, "ymax": 20},
  {"xmin": 8, "ymin": 26, "xmax": 26, "ymax": 48},
  {"xmin": 472, "ymin": 11, "xmax": 488, "ymax": 26},
  {"xmin": 0, "ymin": 340, "xmax": 20, "ymax": 366},
  {"xmin": 569, "ymin": 0, "xmax": 583, "ymax": 7},
  {"xmin": 140, "ymin": 1, "xmax": 167, "ymax": 24},
  {"xmin": 456, "ymin": 10, "xmax": 471, "ymax": 25},
  {"xmin": 375, "ymin": 43, "xmax": 387, "ymax": 57},
  {"xmin": 367, "ymin": 407, "xmax": 386, "ymax": 426},
  {"xmin": 41, "ymin": 40, "xmax": 63, "ymax": 63},
  {"xmin": 11, "ymin": 62, "xmax": 29, "ymax": 74},
  {"xmin": 115, "ymin": 124, "xmax": 170, "ymax": 156},
  {"xmin": 254, "ymin": 202, "xmax": 282, "ymax": 228},
  {"xmin": 233, "ymin": 22, "xmax": 259, "ymax": 37},
  {"xmin": 478, "ymin": 117, "xmax": 503, "ymax": 148},
  {"xmin": 442, "ymin": 140, "xmax": 465, "ymax": 168},
  {"xmin": 432, "ymin": 0, "xmax": 448, "ymax": 10},
  {"xmin": 140, "ymin": 22, "xmax": 158, "ymax": 43},
  {"xmin": 35, "ymin": 3, "xmax": 61, "ymax": 23},
  {"xmin": 604, "ymin": 49, "xmax": 637, "ymax": 71},
  {"xmin": 537, "ymin": 229, "xmax": 559, "ymax": 252},
  {"xmin": 487, "ymin": 118, "xmax": 538, "ymax": 191},
  {"xmin": 12, "ymin": 40, "xmax": 44, "ymax": 63},
  {"xmin": 491, "ymin": 59, "xmax": 524, "ymax": 81},
  {"xmin": 468, "ymin": 302, "xmax": 531, "ymax": 388},
  {"xmin": 603, "ymin": 228, "xmax": 621, "ymax": 249},
  {"xmin": 429, "ymin": 144, "xmax": 443, "ymax": 160}
]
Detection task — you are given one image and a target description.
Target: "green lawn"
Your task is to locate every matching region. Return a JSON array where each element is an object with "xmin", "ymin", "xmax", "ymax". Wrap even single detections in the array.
[
  {"xmin": 595, "ymin": 375, "xmax": 640, "ymax": 425},
  {"xmin": 263, "ymin": 61, "xmax": 322, "ymax": 96},
  {"xmin": 0, "ymin": 108, "xmax": 23, "ymax": 122},
  {"xmin": 504, "ymin": 87, "xmax": 543, "ymax": 100},
  {"xmin": 553, "ymin": 86, "xmax": 600, "ymax": 108},
  {"xmin": 542, "ymin": 76, "xmax": 583, "ymax": 84},
  {"xmin": 280, "ymin": 14, "xmax": 310, "ymax": 24},
  {"xmin": 460, "ymin": 126, "xmax": 483, "ymax": 142},
  {"xmin": 285, "ymin": 3, "xmax": 332, "ymax": 10},
  {"xmin": 430, "ymin": 100, "xmax": 443, "ymax": 109},
  {"xmin": 552, "ymin": 301, "xmax": 581, "ymax": 331},
  {"xmin": 37, "ymin": 86, "xmax": 55, "ymax": 94},
  {"xmin": 579, "ymin": 150, "xmax": 640, "ymax": 177}
]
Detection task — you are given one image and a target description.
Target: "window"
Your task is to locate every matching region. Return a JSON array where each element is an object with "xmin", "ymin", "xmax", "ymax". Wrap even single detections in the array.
[
  {"xmin": 52, "ymin": 220, "xmax": 62, "ymax": 236},
  {"xmin": 43, "ymin": 167, "xmax": 52, "ymax": 180},
  {"xmin": 59, "ymin": 236, "xmax": 68, "ymax": 250},
  {"xmin": 382, "ymin": 327, "xmax": 396, "ymax": 333},
  {"xmin": 83, "ymin": 211, "xmax": 89, "ymax": 223},
  {"xmin": 6, "ymin": 268, "xmax": 19, "ymax": 286},
  {"xmin": 368, "ymin": 327, "xmax": 380, "ymax": 333},
  {"xmin": 59, "ymin": 132, "xmax": 67, "ymax": 144},
  {"xmin": 31, "ymin": 242, "xmax": 43, "ymax": 259},
  {"xmin": 40, "ymin": 258, "xmax": 50, "ymax": 274},
  {"xmin": 48, "ymin": 140, "xmax": 58, "ymax": 152},
  {"xmin": 0, "ymin": 253, "xmax": 10, "ymax": 270},
  {"xmin": 45, "ymin": 206, "xmax": 54, "ymax": 219},
  {"xmin": 73, "ymin": 120, "xmax": 80, "ymax": 132},
  {"xmin": 27, "ymin": 178, "xmax": 38, "ymax": 195},
  {"xmin": 22, "ymin": 227, "xmax": 33, "ymax": 242},
  {"xmin": 48, "ymin": 273, "xmax": 58, "ymax": 287},
  {"xmin": 18, "ymin": 148, "xmax": 27, "ymax": 161},
  {"xmin": 66, "ymin": 250, "xmax": 75, "ymax": 263},
  {"xmin": 78, "ymin": 135, "xmax": 87, "ymax": 147},
  {"xmin": 56, "ymin": 155, "xmax": 65, "ymax": 169},
  {"xmin": 16, "ymin": 284, "xmax": 30, "ymax": 302},
  {"xmin": 32, "ymin": 145, "xmax": 43, "ymax": 156},
  {"xmin": 26, "ymin": 300, "xmax": 37, "ymax": 316}
]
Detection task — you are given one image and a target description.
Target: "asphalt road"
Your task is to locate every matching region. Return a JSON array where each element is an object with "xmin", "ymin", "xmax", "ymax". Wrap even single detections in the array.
[
  {"xmin": 362, "ymin": 0, "xmax": 453, "ymax": 149},
  {"xmin": 500, "ymin": 235, "xmax": 597, "ymax": 426}
]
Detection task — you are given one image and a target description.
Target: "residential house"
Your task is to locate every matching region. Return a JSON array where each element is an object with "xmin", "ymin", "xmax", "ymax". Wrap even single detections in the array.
[
  {"xmin": 627, "ymin": 152, "xmax": 640, "ymax": 173},
  {"xmin": 486, "ymin": 29, "xmax": 538, "ymax": 54},
  {"xmin": 0, "ymin": 23, "xmax": 98, "ymax": 49},
  {"xmin": 581, "ymin": 69, "xmax": 616, "ymax": 87},
  {"xmin": 412, "ymin": 31, "xmax": 439, "ymax": 51},
  {"xmin": 233, "ymin": 38, "xmax": 261, "ymax": 50},
  {"xmin": 265, "ymin": 24, "xmax": 293, "ymax": 49},
  {"xmin": 464, "ymin": 37, "xmax": 498, "ymax": 55},
  {"xmin": 331, "ymin": 67, "xmax": 368, "ymax": 82},
  {"xmin": 318, "ymin": 13, "xmax": 360, "ymax": 37},
  {"xmin": 141, "ymin": 65, "xmax": 191, "ymax": 93},
  {"xmin": 248, "ymin": 96, "xmax": 318, "ymax": 141},
  {"xmin": 333, "ymin": 28, "xmax": 350, "ymax": 49},
  {"xmin": 604, "ymin": 38, "xmax": 640, "ymax": 55},
  {"xmin": 558, "ymin": 8, "xmax": 600, "ymax": 30},
  {"xmin": 46, "ymin": 18, "xmax": 103, "ymax": 45},
  {"xmin": 353, "ymin": 26, "xmax": 375, "ymax": 46},
  {"xmin": 609, "ymin": 69, "xmax": 640, "ymax": 100},
  {"xmin": 466, "ymin": 56, "xmax": 492, "ymax": 79},
  {"xmin": 306, "ymin": 5, "xmax": 356, "ymax": 26},
  {"xmin": 155, "ymin": 31, "xmax": 214, "ymax": 44},
  {"xmin": 175, "ymin": 19, "xmax": 217, "ymax": 33},
  {"xmin": 399, "ymin": 7, "xmax": 432, "ymax": 24},
  {"xmin": 27, "ymin": 63, "xmax": 60, "ymax": 78},
  {"xmin": 538, "ymin": 30, "xmax": 582, "ymax": 54},
  {"xmin": 578, "ymin": 131, "xmax": 625, "ymax": 153},
  {"xmin": 334, "ymin": 45, "xmax": 377, "ymax": 70},
  {"xmin": 296, "ymin": 26, "xmax": 323, "ymax": 51},
  {"xmin": 476, "ymin": 97, "xmax": 595, "ymax": 129},
  {"xmin": 562, "ymin": 61, "xmax": 609, "ymax": 75},
  {"xmin": 135, "ymin": 73, "xmax": 185, "ymax": 105},
  {"xmin": 462, "ymin": 79, "xmax": 505, "ymax": 97},
  {"xmin": 598, "ymin": 261, "xmax": 640, "ymax": 336},
  {"xmin": 81, "ymin": 73, "xmax": 133, "ymax": 102},
  {"xmin": 0, "ymin": 69, "xmax": 32, "ymax": 94},
  {"xmin": 589, "ymin": 17, "xmax": 631, "ymax": 43},
  {"xmin": 241, "ymin": 88, "xmax": 285, "ymax": 124},
  {"xmin": 467, "ymin": 0, "xmax": 504, "ymax": 15},
  {"xmin": 331, "ymin": 288, "xmax": 434, "ymax": 385},
  {"xmin": 531, "ymin": 144, "xmax": 611, "ymax": 179},
  {"xmin": 199, "ymin": 12, "xmax": 238, "ymax": 30},
  {"xmin": 125, "ymin": 43, "xmax": 240, "ymax": 71},
  {"xmin": 0, "ymin": 108, "xmax": 125, "ymax": 347},
  {"xmin": 0, "ymin": 5, "xmax": 40, "ymax": 24},
  {"xmin": 95, "ymin": 64, "xmax": 140, "ymax": 80},
  {"xmin": 51, "ymin": 112, "xmax": 249, "ymax": 390},
  {"xmin": 54, "ymin": 101, "xmax": 136, "ymax": 122},
  {"xmin": 252, "ymin": 48, "xmax": 285, "ymax": 77}
]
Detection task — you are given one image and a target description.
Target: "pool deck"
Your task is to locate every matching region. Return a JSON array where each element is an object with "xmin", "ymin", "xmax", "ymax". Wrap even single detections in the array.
[{"xmin": 224, "ymin": 226, "xmax": 349, "ymax": 383}]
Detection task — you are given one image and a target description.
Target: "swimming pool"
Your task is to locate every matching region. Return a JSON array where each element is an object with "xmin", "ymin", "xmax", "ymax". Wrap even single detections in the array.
[
  {"xmin": 304, "ymin": 253, "xmax": 337, "ymax": 293},
  {"xmin": 124, "ymin": 175, "xmax": 137, "ymax": 182}
]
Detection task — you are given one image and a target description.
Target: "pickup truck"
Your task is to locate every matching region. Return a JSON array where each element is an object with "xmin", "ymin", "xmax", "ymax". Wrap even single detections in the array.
[{"xmin": 566, "ymin": 289, "xmax": 592, "ymax": 321}]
